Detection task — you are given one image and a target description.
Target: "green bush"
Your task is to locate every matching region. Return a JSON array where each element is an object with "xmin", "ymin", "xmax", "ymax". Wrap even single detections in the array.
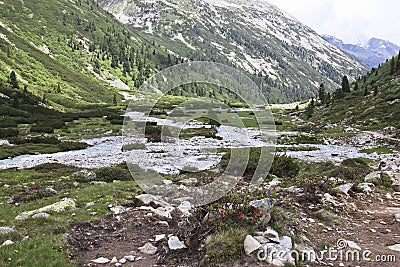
[
  {"xmin": 12, "ymin": 136, "xmax": 60, "ymax": 145},
  {"xmin": 0, "ymin": 128, "xmax": 19, "ymax": 138},
  {"xmin": 95, "ymin": 165, "xmax": 133, "ymax": 182},
  {"xmin": 328, "ymin": 158, "xmax": 370, "ymax": 181},
  {"xmin": 270, "ymin": 155, "xmax": 300, "ymax": 178},
  {"xmin": 58, "ymin": 142, "xmax": 88, "ymax": 151},
  {"xmin": 30, "ymin": 125, "xmax": 54, "ymax": 134},
  {"xmin": 0, "ymin": 118, "xmax": 18, "ymax": 128}
]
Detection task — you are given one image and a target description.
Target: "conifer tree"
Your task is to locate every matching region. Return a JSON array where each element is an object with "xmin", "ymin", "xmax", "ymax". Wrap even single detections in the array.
[
  {"xmin": 363, "ymin": 87, "xmax": 368, "ymax": 96},
  {"xmin": 304, "ymin": 98, "xmax": 314, "ymax": 118},
  {"xmin": 9, "ymin": 71, "xmax": 19, "ymax": 89},
  {"xmin": 341, "ymin": 76, "xmax": 350, "ymax": 93},
  {"xmin": 373, "ymin": 87, "xmax": 378, "ymax": 96},
  {"xmin": 318, "ymin": 83, "xmax": 325, "ymax": 103},
  {"xmin": 390, "ymin": 57, "xmax": 395, "ymax": 75},
  {"xmin": 113, "ymin": 93, "xmax": 117, "ymax": 106},
  {"xmin": 353, "ymin": 81, "xmax": 358, "ymax": 91}
]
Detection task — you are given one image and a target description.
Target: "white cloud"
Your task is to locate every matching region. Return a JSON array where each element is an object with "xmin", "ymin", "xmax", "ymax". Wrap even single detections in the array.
[{"xmin": 266, "ymin": 0, "xmax": 400, "ymax": 44}]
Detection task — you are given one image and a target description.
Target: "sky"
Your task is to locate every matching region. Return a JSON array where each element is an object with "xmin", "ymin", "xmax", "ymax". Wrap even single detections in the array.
[{"xmin": 266, "ymin": 0, "xmax": 400, "ymax": 45}]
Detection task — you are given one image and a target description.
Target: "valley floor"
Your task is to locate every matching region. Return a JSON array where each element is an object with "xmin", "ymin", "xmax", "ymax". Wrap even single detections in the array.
[{"xmin": 0, "ymin": 106, "xmax": 399, "ymax": 267}]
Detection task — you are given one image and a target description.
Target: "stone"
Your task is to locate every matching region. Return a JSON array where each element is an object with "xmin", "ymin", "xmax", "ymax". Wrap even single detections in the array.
[
  {"xmin": 262, "ymin": 227, "xmax": 280, "ymax": 243},
  {"xmin": 157, "ymin": 221, "xmax": 169, "ymax": 227},
  {"xmin": 177, "ymin": 201, "xmax": 192, "ymax": 216},
  {"xmin": 336, "ymin": 183, "xmax": 354, "ymax": 195},
  {"xmin": 45, "ymin": 187, "xmax": 58, "ymax": 195},
  {"xmin": 110, "ymin": 206, "xmax": 126, "ymax": 215},
  {"xmin": 90, "ymin": 257, "xmax": 110, "ymax": 264},
  {"xmin": 138, "ymin": 242, "xmax": 157, "ymax": 255},
  {"xmin": 124, "ymin": 255, "xmax": 135, "ymax": 262},
  {"xmin": 155, "ymin": 234, "xmax": 166, "ymax": 242},
  {"xmin": 32, "ymin": 212, "xmax": 50, "ymax": 219},
  {"xmin": 110, "ymin": 257, "xmax": 118, "ymax": 264},
  {"xmin": 15, "ymin": 198, "xmax": 76, "ymax": 220},
  {"xmin": 268, "ymin": 178, "xmax": 282, "ymax": 188},
  {"xmin": 261, "ymin": 242, "xmax": 296, "ymax": 267},
  {"xmin": 119, "ymin": 258, "xmax": 127, "ymax": 263},
  {"xmin": 162, "ymin": 180, "xmax": 173, "ymax": 185},
  {"xmin": 179, "ymin": 178, "xmax": 198, "ymax": 186},
  {"xmin": 0, "ymin": 227, "xmax": 16, "ymax": 235},
  {"xmin": 254, "ymin": 236, "xmax": 269, "ymax": 244},
  {"xmin": 345, "ymin": 240, "xmax": 361, "ymax": 250},
  {"xmin": 395, "ymin": 214, "xmax": 400, "ymax": 222},
  {"xmin": 387, "ymin": 244, "xmax": 400, "ymax": 252},
  {"xmin": 73, "ymin": 169, "xmax": 96, "ymax": 180},
  {"xmin": 357, "ymin": 183, "xmax": 376, "ymax": 194},
  {"xmin": 244, "ymin": 235, "xmax": 262, "ymax": 255},
  {"xmin": 279, "ymin": 236, "xmax": 293, "ymax": 250},
  {"xmin": 136, "ymin": 194, "xmax": 171, "ymax": 208},
  {"xmin": 1, "ymin": 240, "xmax": 14, "ymax": 246},
  {"xmin": 85, "ymin": 202, "xmax": 95, "ymax": 208},
  {"xmin": 364, "ymin": 171, "xmax": 381, "ymax": 184},
  {"xmin": 115, "ymin": 263, "xmax": 122, "ymax": 267},
  {"xmin": 295, "ymin": 244, "xmax": 316, "ymax": 262},
  {"xmin": 168, "ymin": 236, "xmax": 186, "ymax": 250},
  {"xmin": 249, "ymin": 198, "xmax": 273, "ymax": 225}
]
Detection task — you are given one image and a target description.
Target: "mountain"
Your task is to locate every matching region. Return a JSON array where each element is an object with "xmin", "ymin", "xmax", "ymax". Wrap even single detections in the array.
[
  {"xmin": 322, "ymin": 35, "xmax": 400, "ymax": 69},
  {"xmin": 95, "ymin": 0, "xmax": 367, "ymax": 103},
  {"xmin": 0, "ymin": 0, "xmax": 175, "ymax": 110}
]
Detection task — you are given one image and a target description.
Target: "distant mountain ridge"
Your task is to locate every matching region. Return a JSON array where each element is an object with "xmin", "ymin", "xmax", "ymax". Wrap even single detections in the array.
[
  {"xmin": 322, "ymin": 35, "xmax": 400, "ymax": 68},
  {"xmin": 96, "ymin": 0, "xmax": 367, "ymax": 103}
]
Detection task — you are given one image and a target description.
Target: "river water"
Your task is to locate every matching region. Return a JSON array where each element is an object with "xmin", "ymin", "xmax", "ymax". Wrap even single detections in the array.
[{"xmin": 0, "ymin": 112, "xmax": 380, "ymax": 173}]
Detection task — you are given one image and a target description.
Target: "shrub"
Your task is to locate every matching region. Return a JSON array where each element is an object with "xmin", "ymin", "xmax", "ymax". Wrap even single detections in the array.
[
  {"xmin": 0, "ymin": 128, "xmax": 19, "ymax": 138},
  {"xmin": 30, "ymin": 125, "xmax": 54, "ymax": 133},
  {"xmin": 12, "ymin": 136, "xmax": 60, "ymax": 145},
  {"xmin": 58, "ymin": 142, "xmax": 88, "ymax": 151},
  {"xmin": 0, "ymin": 118, "xmax": 17, "ymax": 128},
  {"xmin": 270, "ymin": 155, "xmax": 300, "ymax": 178},
  {"xmin": 328, "ymin": 158, "xmax": 370, "ymax": 181},
  {"xmin": 95, "ymin": 165, "xmax": 133, "ymax": 182}
]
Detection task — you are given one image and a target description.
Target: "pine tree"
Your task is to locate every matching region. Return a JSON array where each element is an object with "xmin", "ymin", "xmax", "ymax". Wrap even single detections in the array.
[
  {"xmin": 373, "ymin": 87, "xmax": 378, "ymax": 96},
  {"xmin": 318, "ymin": 83, "xmax": 325, "ymax": 103},
  {"xmin": 304, "ymin": 99, "xmax": 314, "ymax": 118},
  {"xmin": 341, "ymin": 76, "xmax": 350, "ymax": 93},
  {"xmin": 325, "ymin": 92, "xmax": 331, "ymax": 107},
  {"xmin": 113, "ymin": 93, "xmax": 117, "ymax": 106},
  {"xmin": 353, "ymin": 81, "xmax": 358, "ymax": 91},
  {"xmin": 363, "ymin": 87, "xmax": 368, "ymax": 96},
  {"xmin": 9, "ymin": 71, "xmax": 19, "ymax": 89},
  {"xmin": 390, "ymin": 57, "xmax": 395, "ymax": 75}
]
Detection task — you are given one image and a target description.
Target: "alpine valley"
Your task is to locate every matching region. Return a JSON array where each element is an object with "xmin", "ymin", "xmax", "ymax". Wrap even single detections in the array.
[{"xmin": 0, "ymin": 1, "xmax": 399, "ymax": 267}]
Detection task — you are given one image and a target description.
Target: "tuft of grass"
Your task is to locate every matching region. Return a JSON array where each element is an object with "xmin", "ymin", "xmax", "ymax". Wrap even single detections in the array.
[
  {"xmin": 269, "ymin": 207, "xmax": 289, "ymax": 236},
  {"xmin": 360, "ymin": 147, "xmax": 394, "ymax": 154},
  {"xmin": 206, "ymin": 227, "xmax": 249, "ymax": 264}
]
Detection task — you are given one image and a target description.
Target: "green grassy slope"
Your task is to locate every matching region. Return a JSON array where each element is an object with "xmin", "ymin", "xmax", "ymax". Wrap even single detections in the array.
[
  {"xmin": 311, "ymin": 53, "xmax": 400, "ymax": 130},
  {"xmin": 0, "ymin": 0, "xmax": 174, "ymax": 109}
]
